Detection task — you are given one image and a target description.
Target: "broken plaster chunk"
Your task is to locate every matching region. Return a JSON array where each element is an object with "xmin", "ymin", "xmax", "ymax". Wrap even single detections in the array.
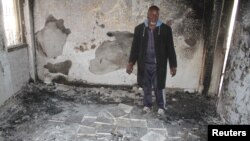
[
  {"xmin": 106, "ymin": 107, "xmax": 127, "ymax": 118},
  {"xmin": 81, "ymin": 116, "xmax": 97, "ymax": 127},
  {"xmin": 78, "ymin": 125, "xmax": 96, "ymax": 136},
  {"xmin": 140, "ymin": 131, "xmax": 166, "ymax": 141},
  {"xmin": 95, "ymin": 110, "xmax": 115, "ymax": 125},
  {"xmin": 118, "ymin": 103, "xmax": 133, "ymax": 114}
]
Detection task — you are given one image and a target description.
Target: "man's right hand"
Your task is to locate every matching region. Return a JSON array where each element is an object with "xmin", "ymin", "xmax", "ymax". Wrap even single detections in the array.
[{"xmin": 126, "ymin": 63, "xmax": 134, "ymax": 74}]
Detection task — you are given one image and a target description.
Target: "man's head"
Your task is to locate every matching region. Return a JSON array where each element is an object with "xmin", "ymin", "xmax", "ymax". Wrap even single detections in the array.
[{"xmin": 147, "ymin": 5, "xmax": 159, "ymax": 26}]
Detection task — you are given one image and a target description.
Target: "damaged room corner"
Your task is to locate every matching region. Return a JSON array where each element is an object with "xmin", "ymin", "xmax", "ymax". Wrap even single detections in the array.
[{"xmin": 0, "ymin": 0, "xmax": 250, "ymax": 141}]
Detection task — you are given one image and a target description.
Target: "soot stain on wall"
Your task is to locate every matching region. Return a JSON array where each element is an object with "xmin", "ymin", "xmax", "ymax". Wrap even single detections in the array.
[
  {"xmin": 159, "ymin": 0, "xmax": 203, "ymax": 60},
  {"xmin": 44, "ymin": 60, "xmax": 72, "ymax": 75},
  {"xmin": 89, "ymin": 31, "xmax": 133, "ymax": 74}
]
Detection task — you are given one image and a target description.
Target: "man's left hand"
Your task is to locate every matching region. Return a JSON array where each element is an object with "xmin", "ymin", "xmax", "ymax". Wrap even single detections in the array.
[{"xmin": 170, "ymin": 67, "xmax": 177, "ymax": 77}]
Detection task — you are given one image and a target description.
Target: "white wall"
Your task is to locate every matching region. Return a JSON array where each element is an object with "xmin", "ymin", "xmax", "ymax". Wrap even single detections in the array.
[
  {"xmin": 0, "ymin": 52, "xmax": 14, "ymax": 105},
  {"xmin": 0, "ymin": 48, "xmax": 30, "ymax": 105},
  {"xmin": 34, "ymin": 0, "xmax": 205, "ymax": 92}
]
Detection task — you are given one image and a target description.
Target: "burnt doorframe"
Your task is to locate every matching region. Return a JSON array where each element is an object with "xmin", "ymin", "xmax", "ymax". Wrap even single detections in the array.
[{"xmin": 201, "ymin": 0, "xmax": 234, "ymax": 96}]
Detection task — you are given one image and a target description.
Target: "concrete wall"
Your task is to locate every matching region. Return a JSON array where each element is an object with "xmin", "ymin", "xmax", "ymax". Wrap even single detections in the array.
[
  {"xmin": 34, "ymin": 0, "xmax": 205, "ymax": 91},
  {"xmin": 0, "ymin": 49, "xmax": 30, "ymax": 106},
  {"xmin": 0, "ymin": 1, "xmax": 30, "ymax": 105},
  {"xmin": 217, "ymin": 0, "xmax": 250, "ymax": 124},
  {"xmin": 0, "ymin": 0, "xmax": 13, "ymax": 105}
]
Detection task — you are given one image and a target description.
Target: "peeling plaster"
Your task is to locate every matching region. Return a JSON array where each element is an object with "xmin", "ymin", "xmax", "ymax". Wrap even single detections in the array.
[
  {"xmin": 45, "ymin": 16, "xmax": 71, "ymax": 35},
  {"xmin": 34, "ymin": 0, "xmax": 205, "ymax": 89},
  {"xmin": 36, "ymin": 15, "xmax": 71, "ymax": 58},
  {"xmin": 44, "ymin": 60, "xmax": 72, "ymax": 75},
  {"xmin": 89, "ymin": 31, "xmax": 133, "ymax": 74}
]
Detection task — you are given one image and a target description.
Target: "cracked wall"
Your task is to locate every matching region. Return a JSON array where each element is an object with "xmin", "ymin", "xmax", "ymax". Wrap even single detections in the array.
[
  {"xmin": 34, "ymin": 0, "xmax": 205, "ymax": 90},
  {"xmin": 217, "ymin": 0, "xmax": 250, "ymax": 124}
]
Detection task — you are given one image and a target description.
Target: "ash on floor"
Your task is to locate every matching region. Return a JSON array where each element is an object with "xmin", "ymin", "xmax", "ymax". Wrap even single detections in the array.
[{"xmin": 0, "ymin": 82, "xmax": 222, "ymax": 141}]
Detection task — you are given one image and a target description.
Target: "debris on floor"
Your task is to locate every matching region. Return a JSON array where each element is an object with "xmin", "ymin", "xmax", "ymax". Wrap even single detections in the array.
[{"xmin": 0, "ymin": 82, "xmax": 222, "ymax": 141}]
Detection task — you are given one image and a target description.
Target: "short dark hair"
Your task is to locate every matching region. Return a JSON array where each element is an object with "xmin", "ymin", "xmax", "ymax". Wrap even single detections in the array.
[{"xmin": 148, "ymin": 5, "xmax": 160, "ymax": 12}]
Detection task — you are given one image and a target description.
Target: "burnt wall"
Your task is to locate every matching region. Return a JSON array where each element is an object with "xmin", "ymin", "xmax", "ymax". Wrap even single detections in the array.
[
  {"xmin": 217, "ymin": 0, "xmax": 250, "ymax": 124},
  {"xmin": 34, "ymin": 0, "xmax": 207, "ymax": 91}
]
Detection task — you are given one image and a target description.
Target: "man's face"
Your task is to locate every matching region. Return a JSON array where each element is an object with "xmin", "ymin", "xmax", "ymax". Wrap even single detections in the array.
[{"xmin": 147, "ymin": 10, "xmax": 159, "ymax": 26}]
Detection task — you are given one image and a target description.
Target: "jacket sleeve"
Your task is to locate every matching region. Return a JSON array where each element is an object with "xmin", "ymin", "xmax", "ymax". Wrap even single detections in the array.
[
  {"xmin": 167, "ymin": 27, "xmax": 177, "ymax": 68},
  {"xmin": 128, "ymin": 26, "xmax": 139, "ymax": 64}
]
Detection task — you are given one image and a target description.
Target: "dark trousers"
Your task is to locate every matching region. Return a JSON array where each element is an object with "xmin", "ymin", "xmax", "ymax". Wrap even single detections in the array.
[{"xmin": 142, "ymin": 63, "xmax": 165, "ymax": 109}]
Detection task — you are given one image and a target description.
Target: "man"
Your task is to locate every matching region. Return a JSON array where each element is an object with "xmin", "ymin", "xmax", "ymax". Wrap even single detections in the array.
[{"xmin": 126, "ymin": 5, "xmax": 177, "ymax": 115}]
